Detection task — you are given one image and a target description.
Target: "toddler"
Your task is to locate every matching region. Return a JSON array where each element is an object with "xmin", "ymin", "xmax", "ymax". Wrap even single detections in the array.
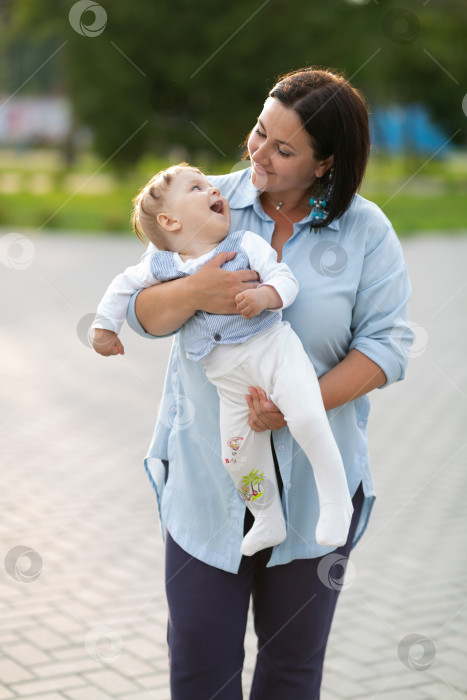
[{"xmin": 92, "ymin": 163, "xmax": 353, "ymax": 556}]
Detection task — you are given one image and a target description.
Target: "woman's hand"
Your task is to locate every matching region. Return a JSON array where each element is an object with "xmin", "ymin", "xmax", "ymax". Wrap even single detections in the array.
[
  {"xmin": 245, "ymin": 386, "xmax": 287, "ymax": 432},
  {"xmin": 192, "ymin": 251, "xmax": 260, "ymax": 314}
]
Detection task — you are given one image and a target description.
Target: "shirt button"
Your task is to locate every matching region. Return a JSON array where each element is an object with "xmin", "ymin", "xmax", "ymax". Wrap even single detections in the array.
[
  {"xmin": 286, "ymin": 482, "xmax": 292, "ymax": 490},
  {"xmin": 278, "ymin": 444, "xmax": 285, "ymax": 451},
  {"xmin": 358, "ymin": 421, "xmax": 365, "ymax": 428},
  {"xmin": 172, "ymin": 364, "xmax": 177, "ymax": 372},
  {"xmin": 214, "ymin": 333, "xmax": 221, "ymax": 341}
]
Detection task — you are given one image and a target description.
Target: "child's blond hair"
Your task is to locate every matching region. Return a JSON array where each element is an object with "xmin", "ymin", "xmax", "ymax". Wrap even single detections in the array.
[{"xmin": 131, "ymin": 162, "xmax": 203, "ymax": 248}]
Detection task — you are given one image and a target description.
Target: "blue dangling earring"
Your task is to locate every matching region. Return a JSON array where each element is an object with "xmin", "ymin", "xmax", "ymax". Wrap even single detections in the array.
[{"xmin": 309, "ymin": 167, "xmax": 333, "ymax": 232}]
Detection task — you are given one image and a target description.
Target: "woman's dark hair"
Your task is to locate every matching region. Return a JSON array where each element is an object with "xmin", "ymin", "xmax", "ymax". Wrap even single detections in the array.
[{"xmin": 248, "ymin": 67, "xmax": 371, "ymax": 229}]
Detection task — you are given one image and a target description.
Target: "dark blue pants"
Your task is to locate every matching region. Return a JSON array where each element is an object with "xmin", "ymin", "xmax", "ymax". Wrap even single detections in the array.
[{"xmin": 165, "ymin": 482, "xmax": 364, "ymax": 700}]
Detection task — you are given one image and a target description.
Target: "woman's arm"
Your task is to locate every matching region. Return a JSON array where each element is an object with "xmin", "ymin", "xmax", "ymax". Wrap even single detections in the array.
[
  {"xmin": 134, "ymin": 251, "xmax": 260, "ymax": 336},
  {"xmin": 318, "ymin": 349, "xmax": 386, "ymax": 411},
  {"xmin": 246, "ymin": 349, "xmax": 386, "ymax": 431}
]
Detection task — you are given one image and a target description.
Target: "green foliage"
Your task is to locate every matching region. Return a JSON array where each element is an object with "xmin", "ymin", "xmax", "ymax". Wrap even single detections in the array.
[
  {"xmin": 0, "ymin": 149, "xmax": 465, "ymax": 234},
  {"xmin": 1, "ymin": 0, "xmax": 466, "ymax": 167}
]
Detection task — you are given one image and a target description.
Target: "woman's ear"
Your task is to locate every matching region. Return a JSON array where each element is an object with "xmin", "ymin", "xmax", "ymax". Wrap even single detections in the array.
[
  {"xmin": 157, "ymin": 212, "xmax": 182, "ymax": 232},
  {"xmin": 314, "ymin": 154, "xmax": 334, "ymax": 179}
]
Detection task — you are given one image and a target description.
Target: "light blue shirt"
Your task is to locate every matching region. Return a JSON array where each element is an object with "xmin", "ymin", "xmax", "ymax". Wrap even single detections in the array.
[{"xmin": 127, "ymin": 166, "xmax": 413, "ymax": 573}]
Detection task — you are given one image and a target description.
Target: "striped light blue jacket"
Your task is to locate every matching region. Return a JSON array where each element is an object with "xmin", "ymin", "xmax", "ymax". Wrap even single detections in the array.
[{"xmin": 150, "ymin": 230, "xmax": 281, "ymax": 361}]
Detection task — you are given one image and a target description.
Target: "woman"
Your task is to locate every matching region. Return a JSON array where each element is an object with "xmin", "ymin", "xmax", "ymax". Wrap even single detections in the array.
[{"xmin": 127, "ymin": 68, "xmax": 413, "ymax": 699}]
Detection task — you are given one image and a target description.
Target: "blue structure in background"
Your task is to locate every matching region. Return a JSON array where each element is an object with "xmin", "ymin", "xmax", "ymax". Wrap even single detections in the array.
[{"xmin": 370, "ymin": 104, "xmax": 453, "ymax": 155}]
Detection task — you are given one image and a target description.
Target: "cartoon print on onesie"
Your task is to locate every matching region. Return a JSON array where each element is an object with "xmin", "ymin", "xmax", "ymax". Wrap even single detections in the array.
[
  {"xmin": 238, "ymin": 469, "xmax": 265, "ymax": 503},
  {"xmin": 225, "ymin": 436, "xmax": 243, "ymax": 464}
]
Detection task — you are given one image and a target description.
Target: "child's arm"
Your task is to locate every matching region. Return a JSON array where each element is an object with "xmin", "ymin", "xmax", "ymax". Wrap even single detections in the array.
[
  {"xmin": 235, "ymin": 232, "xmax": 299, "ymax": 319},
  {"xmin": 92, "ymin": 256, "xmax": 160, "ymax": 356}
]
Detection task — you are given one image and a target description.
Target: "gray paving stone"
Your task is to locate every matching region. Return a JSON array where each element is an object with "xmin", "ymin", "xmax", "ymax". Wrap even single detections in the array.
[
  {"xmin": 51, "ymin": 646, "xmax": 100, "ymax": 662},
  {"xmin": 10, "ymin": 675, "xmax": 86, "ymax": 696},
  {"xmin": 420, "ymin": 681, "xmax": 467, "ymax": 699},
  {"xmin": 109, "ymin": 653, "xmax": 155, "ymax": 678},
  {"xmin": 20, "ymin": 627, "xmax": 69, "ymax": 651},
  {"xmin": 82, "ymin": 668, "xmax": 140, "ymax": 695},
  {"xmin": 0, "ymin": 657, "xmax": 33, "ymax": 684},
  {"xmin": 430, "ymin": 665, "xmax": 467, "ymax": 694},
  {"xmin": 64, "ymin": 688, "xmax": 115, "ymax": 700},
  {"xmin": 0, "ymin": 683, "xmax": 15, "ymax": 699},
  {"xmin": 1, "ymin": 233, "xmax": 467, "ymax": 699},
  {"xmin": 136, "ymin": 673, "xmax": 165, "ymax": 689},
  {"xmin": 121, "ymin": 692, "xmax": 166, "ymax": 700},
  {"xmin": 321, "ymin": 671, "xmax": 364, "ymax": 698},
  {"xmin": 33, "ymin": 657, "xmax": 101, "ymax": 677},
  {"xmin": 20, "ymin": 695, "xmax": 68, "ymax": 700},
  {"xmin": 365, "ymin": 690, "xmax": 428, "ymax": 700},
  {"xmin": 3, "ymin": 642, "xmax": 52, "ymax": 667},
  {"xmin": 0, "ymin": 635, "xmax": 19, "ymax": 646},
  {"xmin": 121, "ymin": 637, "xmax": 160, "ymax": 662}
]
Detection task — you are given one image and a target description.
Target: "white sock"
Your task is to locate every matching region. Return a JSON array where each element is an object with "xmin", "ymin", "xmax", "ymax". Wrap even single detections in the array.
[
  {"xmin": 241, "ymin": 516, "xmax": 287, "ymax": 557},
  {"xmin": 315, "ymin": 502, "xmax": 354, "ymax": 547}
]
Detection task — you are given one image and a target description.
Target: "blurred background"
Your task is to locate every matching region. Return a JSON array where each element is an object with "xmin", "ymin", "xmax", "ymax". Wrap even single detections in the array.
[{"xmin": 0, "ymin": 0, "xmax": 466, "ymax": 236}]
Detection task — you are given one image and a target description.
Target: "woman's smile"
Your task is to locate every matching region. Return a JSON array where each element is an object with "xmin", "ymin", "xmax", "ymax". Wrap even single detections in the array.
[{"xmin": 252, "ymin": 161, "xmax": 271, "ymax": 176}]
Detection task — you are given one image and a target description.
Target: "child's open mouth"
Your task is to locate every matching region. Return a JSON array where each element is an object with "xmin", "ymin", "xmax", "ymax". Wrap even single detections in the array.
[{"xmin": 210, "ymin": 199, "xmax": 224, "ymax": 215}]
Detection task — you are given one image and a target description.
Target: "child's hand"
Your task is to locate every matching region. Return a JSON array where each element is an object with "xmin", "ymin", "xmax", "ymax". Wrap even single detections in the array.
[
  {"xmin": 235, "ymin": 286, "xmax": 282, "ymax": 319},
  {"xmin": 92, "ymin": 328, "xmax": 125, "ymax": 356},
  {"xmin": 235, "ymin": 288, "xmax": 268, "ymax": 319}
]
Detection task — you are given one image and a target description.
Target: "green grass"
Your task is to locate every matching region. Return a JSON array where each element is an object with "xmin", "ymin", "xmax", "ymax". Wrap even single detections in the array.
[
  {"xmin": 370, "ymin": 193, "xmax": 467, "ymax": 235},
  {"xmin": 2, "ymin": 189, "xmax": 465, "ymax": 236},
  {"xmin": 0, "ymin": 149, "xmax": 465, "ymax": 236},
  {"xmin": 0, "ymin": 189, "xmax": 135, "ymax": 233}
]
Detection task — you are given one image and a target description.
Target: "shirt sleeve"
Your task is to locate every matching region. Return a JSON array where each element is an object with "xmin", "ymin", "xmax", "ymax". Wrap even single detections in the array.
[
  {"xmin": 349, "ymin": 221, "xmax": 413, "ymax": 387},
  {"xmin": 240, "ymin": 231, "xmax": 299, "ymax": 309},
  {"xmin": 92, "ymin": 256, "xmax": 160, "ymax": 334}
]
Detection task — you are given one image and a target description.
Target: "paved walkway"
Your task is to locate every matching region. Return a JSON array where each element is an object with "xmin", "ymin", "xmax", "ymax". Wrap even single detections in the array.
[{"xmin": 1, "ymin": 232, "xmax": 466, "ymax": 700}]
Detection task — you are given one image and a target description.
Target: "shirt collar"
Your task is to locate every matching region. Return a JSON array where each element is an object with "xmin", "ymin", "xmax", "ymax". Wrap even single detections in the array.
[{"xmin": 229, "ymin": 166, "xmax": 340, "ymax": 231}]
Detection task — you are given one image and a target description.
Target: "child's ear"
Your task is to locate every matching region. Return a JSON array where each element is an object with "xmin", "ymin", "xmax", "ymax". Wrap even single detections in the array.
[{"xmin": 157, "ymin": 212, "xmax": 182, "ymax": 232}]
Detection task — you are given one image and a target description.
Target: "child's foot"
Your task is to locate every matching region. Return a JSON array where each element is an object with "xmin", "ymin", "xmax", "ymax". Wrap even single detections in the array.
[
  {"xmin": 315, "ymin": 502, "xmax": 354, "ymax": 547},
  {"xmin": 241, "ymin": 516, "xmax": 287, "ymax": 557}
]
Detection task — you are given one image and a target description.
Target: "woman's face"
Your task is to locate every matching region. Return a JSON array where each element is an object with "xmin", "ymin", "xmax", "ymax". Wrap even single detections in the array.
[{"xmin": 247, "ymin": 97, "xmax": 325, "ymax": 194}]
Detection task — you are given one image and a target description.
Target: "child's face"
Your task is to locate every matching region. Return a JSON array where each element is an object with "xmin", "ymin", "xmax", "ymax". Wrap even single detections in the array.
[{"xmin": 164, "ymin": 170, "xmax": 231, "ymax": 241}]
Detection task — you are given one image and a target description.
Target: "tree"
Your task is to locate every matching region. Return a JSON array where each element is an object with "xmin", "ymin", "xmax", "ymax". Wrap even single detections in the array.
[{"xmin": 2, "ymin": 0, "xmax": 465, "ymax": 168}]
